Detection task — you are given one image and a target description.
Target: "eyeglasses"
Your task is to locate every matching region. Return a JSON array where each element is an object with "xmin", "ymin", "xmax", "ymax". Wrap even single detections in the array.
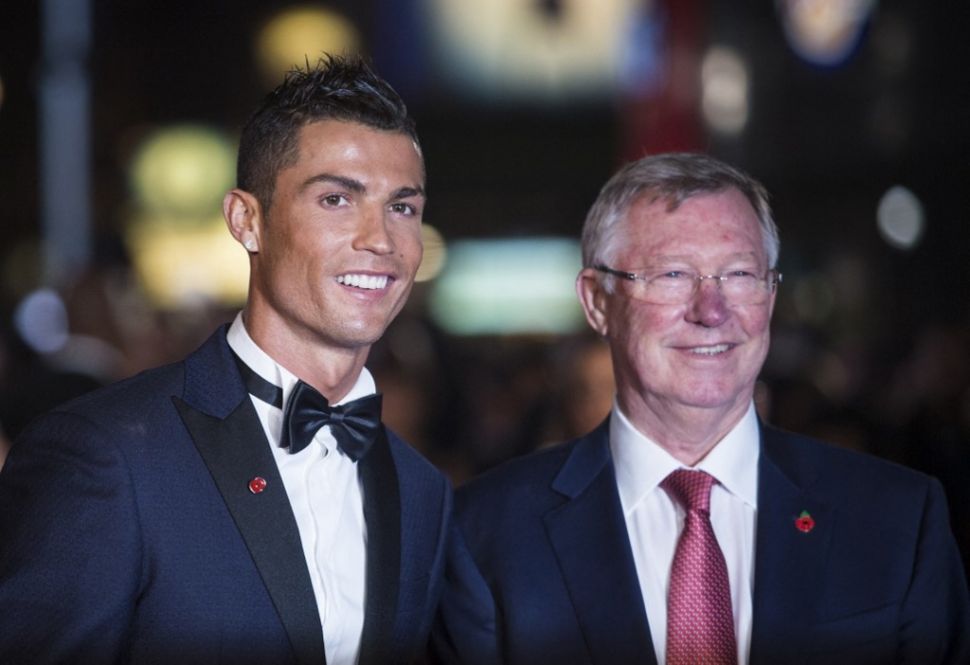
[{"xmin": 594, "ymin": 264, "xmax": 782, "ymax": 305}]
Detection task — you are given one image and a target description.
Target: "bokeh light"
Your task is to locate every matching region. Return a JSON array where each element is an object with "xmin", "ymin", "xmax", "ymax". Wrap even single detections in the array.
[
  {"xmin": 256, "ymin": 5, "xmax": 360, "ymax": 86},
  {"xmin": 125, "ymin": 124, "xmax": 244, "ymax": 307},
  {"xmin": 701, "ymin": 46, "xmax": 749, "ymax": 136},
  {"xmin": 777, "ymin": 0, "xmax": 876, "ymax": 66},
  {"xmin": 129, "ymin": 125, "xmax": 236, "ymax": 221},
  {"xmin": 427, "ymin": 0, "xmax": 636, "ymax": 100},
  {"xmin": 415, "ymin": 224, "xmax": 447, "ymax": 283},
  {"xmin": 429, "ymin": 237, "xmax": 584, "ymax": 335},
  {"xmin": 876, "ymin": 185, "xmax": 924, "ymax": 250},
  {"xmin": 14, "ymin": 288, "xmax": 69, "ymax": 354},
  {"xmin": 126, "ymin": 214, "xmax": 249, "ymax": 308}
]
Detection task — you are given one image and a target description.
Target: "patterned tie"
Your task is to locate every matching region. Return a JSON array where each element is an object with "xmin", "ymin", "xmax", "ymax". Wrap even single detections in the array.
[{"xmin": 661, "ymin": 469, "xmax": 737, "ymax": 665}]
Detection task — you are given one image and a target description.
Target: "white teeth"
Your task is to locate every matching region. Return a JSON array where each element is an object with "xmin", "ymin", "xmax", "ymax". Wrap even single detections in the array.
[
  {"xmin": 690, "ymin": 344, "xmax": 730, "ymax": 356},
  {"xmin": 337, "ymin": 274, "xmax": 389, "ymax": 290}
]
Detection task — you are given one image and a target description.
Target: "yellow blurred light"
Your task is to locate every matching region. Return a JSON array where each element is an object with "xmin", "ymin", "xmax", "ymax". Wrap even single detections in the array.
[
  {"xmin": 130, "ymin": 125, "xmax": 236, "ymax": 221},
  {"xmin": 126, "ymin": 214, "xmax": 249, "ymax": 308},
  {"xmin": 428, "ymin": 0, "xmax": 638, "ymax": 99},
  {"xmin": 415, "ymin": 224, "xmax": 447, "ymax": 283},
  {"xmin": 778, "ymin": 0, "xmax": 875, "ymax": 65},
  {"xmin": 256, "ymin": 6, "xmax": 360, "ymax": 85},
  {"xmin": 701, "ymin": 46, "xmax": 749, "ymax": 136}
]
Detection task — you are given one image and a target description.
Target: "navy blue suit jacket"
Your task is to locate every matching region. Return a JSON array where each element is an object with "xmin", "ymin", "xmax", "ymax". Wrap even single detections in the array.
[
  {"xmin": 434, "ymin": 419, "xmax": 970, "ymax": 664},
  {"xmin": 0, "ymin": 326, "xmax": 451, "ymax": 664}
]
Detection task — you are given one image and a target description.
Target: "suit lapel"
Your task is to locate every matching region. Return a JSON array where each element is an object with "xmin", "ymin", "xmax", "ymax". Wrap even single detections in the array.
[
  {"xmin": 176, "ymin": 329, "xmax": 326, "ymax": 665},
  {"xmin": 543, "ymin": 425, "xmax": 657, "ymax": 665},
  {"xmin": 357, "ymin": 428, "xmax": 402, "ymax": 665},
  {"xmin": 749, "ymin": 426, "xmax": 834, "ymax": 665}
]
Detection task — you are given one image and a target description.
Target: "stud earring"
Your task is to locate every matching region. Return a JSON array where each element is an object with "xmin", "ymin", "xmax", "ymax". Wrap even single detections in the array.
[{"xmin": 244, "ymin": 238, "xmax": 257, "ymax": 252}]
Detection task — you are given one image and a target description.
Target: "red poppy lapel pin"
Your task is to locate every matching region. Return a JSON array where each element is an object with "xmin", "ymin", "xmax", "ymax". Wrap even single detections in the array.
[{"xmin": 795, "ymin": 510, "xmax": 815, "ymax": 533}]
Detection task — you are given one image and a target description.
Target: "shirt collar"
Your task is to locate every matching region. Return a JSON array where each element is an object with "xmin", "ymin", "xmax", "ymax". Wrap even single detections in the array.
[
  {"xmin": 226, "ymin": 312, "xmax": 376, "ymax": 408},
  {"xmin": 611, "ymin": 400, "xmax": 760, "ymax": 516}
]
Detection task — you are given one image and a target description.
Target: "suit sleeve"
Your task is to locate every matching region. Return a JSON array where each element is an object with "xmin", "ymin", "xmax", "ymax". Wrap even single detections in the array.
[
  {"xmin": 0, "ymin": 410, "xmax": 142, "ymax": 664},
  {"xmin": 898, "ymin": 477, "xmax": 970, "ymax": 664},
  {"xmin": 430, "ymin": 521, "xmax": 501, "ymax": 665}
]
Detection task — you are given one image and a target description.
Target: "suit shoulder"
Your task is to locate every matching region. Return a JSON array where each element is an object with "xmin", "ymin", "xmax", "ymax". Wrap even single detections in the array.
[
  {"xmin": 764, "ymin": 425, "xmax": 942, "ymax": 517},
  {"xmin": 768, "ymin": 426, "xmax": 933, "ymax": 482},
  {"xmin": 58, "ymin": 362, "xmax": 184, "ymax": 419},
  {"xmin": 48, "ymin": 325, "xmax": 229, "ymax": 426},
  {"xmin": 455, "ymin": 438, "xmax": 582, "ymax": 513},
  {"xmin": 19, "ymin": 361, "xmax": 186, "ymax": 445}
]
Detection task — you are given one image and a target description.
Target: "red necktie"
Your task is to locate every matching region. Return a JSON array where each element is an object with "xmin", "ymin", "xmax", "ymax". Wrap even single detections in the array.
[{"xmin": 661, "ymin": 469, "xmax": 737, "ymax": 665}]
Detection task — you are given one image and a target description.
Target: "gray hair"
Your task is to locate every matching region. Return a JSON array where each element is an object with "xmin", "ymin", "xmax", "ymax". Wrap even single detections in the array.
[{"xmin": 580, "ymin": 153, "xmax": 780, "ymax": 270}]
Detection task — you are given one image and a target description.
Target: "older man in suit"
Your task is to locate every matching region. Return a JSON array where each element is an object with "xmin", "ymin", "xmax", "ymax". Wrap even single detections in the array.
[
  {"xmin": 0, "ymin": 55, "xmax": 449, "ymax": 665},
  {"xmin": 434, "ymin": 153, "xmax": 970, "ymax": 664}
]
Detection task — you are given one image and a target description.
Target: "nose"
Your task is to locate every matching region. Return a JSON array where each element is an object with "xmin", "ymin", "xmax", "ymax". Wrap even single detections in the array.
[
  {"xmin": 685, "ymin": 276, "xmax": 730, "ymax": 327},
  {"xmin": 352, "ymin": 206, "xmax": 395, "ymax": 255}
]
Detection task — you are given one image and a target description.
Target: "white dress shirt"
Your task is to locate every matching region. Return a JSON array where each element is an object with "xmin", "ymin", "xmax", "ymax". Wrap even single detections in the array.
[
  {"xmin": 228, "ymin": 314, "xmax": 368, "ymax": 665},
  {"xmin": 611, "ymin": 401, "xmax": 759, "ymax": 665}
]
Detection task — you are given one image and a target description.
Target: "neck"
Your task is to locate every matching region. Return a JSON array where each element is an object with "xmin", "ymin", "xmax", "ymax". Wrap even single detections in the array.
[
  {"xmin": 242, "ymin": 309, "xmax": 369, "ymax": 404},
  {"xmin": 618, "ymin": 392, "xmax": 751, "ymax": 466}
]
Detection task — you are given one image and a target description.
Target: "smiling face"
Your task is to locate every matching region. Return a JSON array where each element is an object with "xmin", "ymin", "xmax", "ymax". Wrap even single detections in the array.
[
  {"xmin": 230, "ymin": 119, "xmax": 425, "ymax": 363},
  {"xmin": 577, "ymin": 187, "xmax": 775, "ymax": 437}
]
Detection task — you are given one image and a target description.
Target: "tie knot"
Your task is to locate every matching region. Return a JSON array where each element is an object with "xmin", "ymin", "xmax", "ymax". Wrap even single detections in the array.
[
  {"xmin": 328, "ymin": 407, "xmax": 348, "ymax": 425},
  {"xmin": 661, "ymin": 469, "xmax": 717, "ymax": 513},
  {"xmin": 282, "ymin": 380, "xmax": 382, "ymax": 460}
]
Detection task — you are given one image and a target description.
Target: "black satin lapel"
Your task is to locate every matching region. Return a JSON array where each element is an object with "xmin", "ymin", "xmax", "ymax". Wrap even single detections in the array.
[
  {"xmin": 175, "ymin": 396, "xmax": 326, "ymax": 665},
  {"xmin": 543, "ymin": 465, "xmax": 657, "ymax": 665},
  {"xmin": 357, "ymin": 428, "xmax": 402, "ymax": 665}
]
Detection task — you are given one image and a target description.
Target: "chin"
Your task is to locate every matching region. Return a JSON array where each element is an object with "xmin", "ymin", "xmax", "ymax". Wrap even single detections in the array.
[
  {"xmin": 338, "ymin": 321, "xmax": 392, "ymax": 347},
  {"xmin": 677, "ymin": 384, "xmax": 747, "ymax": 410}
]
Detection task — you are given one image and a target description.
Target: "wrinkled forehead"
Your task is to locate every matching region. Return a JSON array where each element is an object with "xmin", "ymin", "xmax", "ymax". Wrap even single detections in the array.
[{"xmin": 607, "ymin": 188, "xmax": 767, "ymax": 263}]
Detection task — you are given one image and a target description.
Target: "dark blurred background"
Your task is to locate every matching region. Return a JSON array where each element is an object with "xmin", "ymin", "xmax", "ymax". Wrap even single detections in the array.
[{"xmin": 1, "ymin": 1, "xmax": 969, "ymax": 569}]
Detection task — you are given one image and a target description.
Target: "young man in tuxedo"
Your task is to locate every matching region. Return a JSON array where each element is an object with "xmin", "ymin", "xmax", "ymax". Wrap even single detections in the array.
[{"xmin": 0, "ymin": 54, "xmax": 449, "ymax": 665}]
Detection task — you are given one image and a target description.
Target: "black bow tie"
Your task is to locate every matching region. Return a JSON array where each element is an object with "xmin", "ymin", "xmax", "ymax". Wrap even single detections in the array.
[
  {"xmin": 281, "ymin": 381, "xmax": 382, "ymax": 459},
  {"xmin": 234, "ymin": 355, "xmax": 382, "ymax": 461}
]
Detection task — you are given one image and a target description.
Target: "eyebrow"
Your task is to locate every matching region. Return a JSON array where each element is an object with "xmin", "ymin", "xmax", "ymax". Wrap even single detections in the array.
[
  {"xmin": 647, "ymin": 251, "xmax": 760, "ymax": 264},
  {"xmin": 391, "ymin": 185, "xmax": 426, "ymax": 200},
  {"xmin": 300, "ymin": 174, "xmax": 426, "ymax": 201},
  {"xmin": 300, "ymin": 173, "xmax": 365, "ymax": 194}
]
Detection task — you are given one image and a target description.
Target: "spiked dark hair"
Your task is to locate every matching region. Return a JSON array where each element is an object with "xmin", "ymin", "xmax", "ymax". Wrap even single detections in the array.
[{"xmin": 236, "ymin": 53, "xmax": 420, "ymax": 213}]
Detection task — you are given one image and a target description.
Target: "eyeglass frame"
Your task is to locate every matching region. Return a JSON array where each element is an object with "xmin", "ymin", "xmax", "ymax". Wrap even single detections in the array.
[{"xmin": 593, "ymin": 264, "xmax": 782, "ymax": 305}]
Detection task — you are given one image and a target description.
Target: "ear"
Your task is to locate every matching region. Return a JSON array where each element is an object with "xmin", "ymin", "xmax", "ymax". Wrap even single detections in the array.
[
  {"xmin": 576, "ymin": 268, "xmax": 611, "ymax": 337},
  {"xmin": 223, "ymin": 189, "xmax": 263, "ymax": 253}
]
